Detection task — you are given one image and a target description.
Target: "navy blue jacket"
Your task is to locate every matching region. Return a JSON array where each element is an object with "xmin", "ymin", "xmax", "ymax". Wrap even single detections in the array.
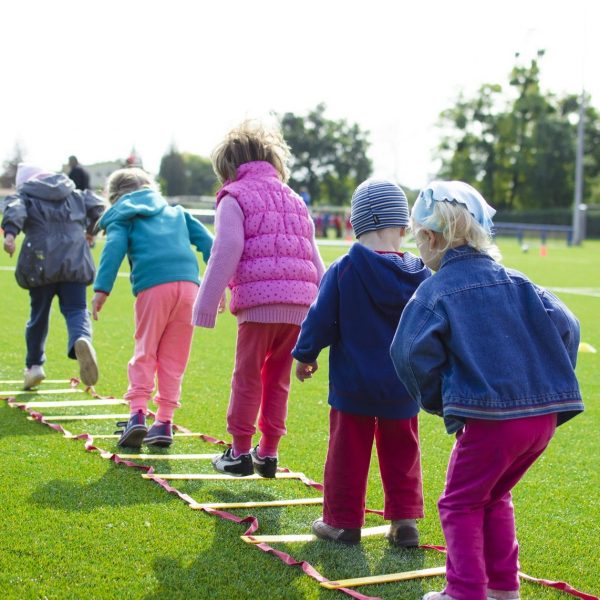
[
  {"xmin": 390, "ymin": 245, "xmax": 583, "ymax": 434},
  {"xmin": 293, "ymin": 243, "xmax": 431, "ymax": 418}
]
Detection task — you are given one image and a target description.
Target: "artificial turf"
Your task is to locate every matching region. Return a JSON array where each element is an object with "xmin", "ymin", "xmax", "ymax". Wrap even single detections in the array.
[{"xmin": 0, "ymin": 237, "xmax": 598, "ymax": 599}]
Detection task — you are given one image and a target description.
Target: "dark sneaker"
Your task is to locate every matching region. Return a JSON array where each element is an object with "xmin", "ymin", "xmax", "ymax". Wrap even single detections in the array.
[
  {"xmin": 386, "ymin": 519, "xmax": 420, "ymax": 547},
  {"xmin": 211, "ymin": 448, "xmax": 253, "ymax": 477},
  {"xmin": 250, "ymin": 445, "xmax": 278, "ymax": 478},
  {"xmin": 116, "ymin": 411, "xmax": 147, "ymax": 448},
  {"xmin": 74, "ymin": 338, "xmax": 99, "ymax": 386},
  {"xmin": 312, "ymin": 518, "xmax": 361, "ymax": 545},
  {"xmin": 145, "ymin": 421, "xmax": 173, "ymax": 447}
]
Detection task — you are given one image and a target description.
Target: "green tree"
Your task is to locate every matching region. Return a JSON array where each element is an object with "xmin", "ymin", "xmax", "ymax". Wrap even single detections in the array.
[
  {"xmin": 182, "ymin": 153, "xmax": 217, "ymax": 196},
  {"xmin": 280, "ymin": 103, "xmax": 372, "ymax": 206},
  {"xmin": 158, "ymin": 146, "xmax": 187, "ymax": 196}
]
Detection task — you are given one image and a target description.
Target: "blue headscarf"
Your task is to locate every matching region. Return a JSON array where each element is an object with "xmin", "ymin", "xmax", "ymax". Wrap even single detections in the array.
[{"xmin": 412, "ymin": 181, "xmax": 496, "ymax": 234}]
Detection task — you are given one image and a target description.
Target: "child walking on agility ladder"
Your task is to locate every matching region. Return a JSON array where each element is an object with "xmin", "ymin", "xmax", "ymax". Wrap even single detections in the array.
[
  {"xmin": 193, "ymin": 120, "xmax": 325, "ymax": 477},
  {"xmin": 92, "ymin": 168, "xmax": 213, "ymax": 448},
  {"xmin": 391, "ymin": 181, "xmax": 584, "ymax": 600}
]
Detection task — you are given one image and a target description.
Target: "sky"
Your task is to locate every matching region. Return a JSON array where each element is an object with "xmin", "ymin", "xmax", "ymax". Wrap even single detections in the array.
[{"xmin": 1, "ymin": 0, "xmax": 598, "ymax": 190}]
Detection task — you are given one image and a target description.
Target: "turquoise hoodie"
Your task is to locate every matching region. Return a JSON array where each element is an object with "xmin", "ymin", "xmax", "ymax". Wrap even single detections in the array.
[{"xmin": 94, "ymin": 188, "xmax": 213, "ymax": 296}]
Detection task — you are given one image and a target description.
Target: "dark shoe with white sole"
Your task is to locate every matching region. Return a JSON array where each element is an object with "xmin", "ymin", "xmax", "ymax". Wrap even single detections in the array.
[
  {"xmin": 386, "ymin": 519, "xmax": 420, "ymax": 547},
  {"xmin": 116, "ymin": 411, "xmax": 147, "ymax": 448},
  {"xmin": 145, "ymin": 421, "xmax": 173, "ymax": 447},
  {"xmin": 211, "ymin": 448, "xmax": 253, "ymax": 477},
  {"xmin": 250, "ymin": 445, "xmax": 278, "ymax": 478}
]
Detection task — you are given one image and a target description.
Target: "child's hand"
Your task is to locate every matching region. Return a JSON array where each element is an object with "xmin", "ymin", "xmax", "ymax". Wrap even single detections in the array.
[
  {"xmin": 296, "ymin": 360, "xmax": 318, "ymax": 382},
  {"xmin": 218, "ymin": 292, "xmax": 227, "ymax": 314},
  {"xmin": 91, "ymin": 292, "xmax": 108, "ymax": 320},
  {"xmin": 3, "ymin": 234, "xmax": 15, "ymax": 257}
]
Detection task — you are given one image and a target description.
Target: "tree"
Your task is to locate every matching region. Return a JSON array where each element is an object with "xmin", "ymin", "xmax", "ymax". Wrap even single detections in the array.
[
  {"xmin": 280, "ymin": 103, "xmax": 372, "ymax": 205},
  {"xmin": 436, "ymin": 52, "xmax": 600, "ymax": 211},
  {"xmin": 182, "ymin": 153, "xmax": 217, "ymax": 196},
  {"xmin": 158, "ymin": 146, "xmax": 187, "ymax": 196},
  {"xmin": 0, "ymin": 142, "xmax": 26, "ymax": 189}
]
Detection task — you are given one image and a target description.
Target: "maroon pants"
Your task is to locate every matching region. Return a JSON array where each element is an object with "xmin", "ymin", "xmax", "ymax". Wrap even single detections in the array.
[{"xmin": 323, "ymin": 407, "xmax": 424, "ymax": 528}]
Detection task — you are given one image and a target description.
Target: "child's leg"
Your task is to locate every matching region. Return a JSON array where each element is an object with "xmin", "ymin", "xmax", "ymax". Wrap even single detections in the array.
[
  {"xmin": 153, "ymin": 282, "xmax": 198, "ymax": 422},
  {"xmin": 56, "ymin": 282, "xmax": 92, "ymax": 358},
  {"xmin": 323, "ymin": 408, "xmax": 375, "ymax": 529},
  {"xmin": 483, "ymin": 414, "xmax": 556, "ymax": 594},
  {"xmin": 227, "ymin": 322, "xmax": 270, "ymax": 455},
  {"xmin": 124, "ymin": 285, "xmax": 171, "ymax": 415},
  {"xmin": 375, "ymin": 415, "xmax": 424, "ymax": 519},
  {"xmin": 25, "ymin": 284, "xmax": 56, "ymax": 367},
  {"xmin": 439, "ymin": 416, "xmax": 555, "ymax": 600},
  {"xmin": 256, "ymin": 323, "xmax": 300, "ymax": 456}
]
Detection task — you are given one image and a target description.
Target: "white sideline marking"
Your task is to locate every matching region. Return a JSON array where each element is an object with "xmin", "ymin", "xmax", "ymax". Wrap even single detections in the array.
[{"xmin": 549, "ymin": 287, "xmax": 600, "ymax": 298}]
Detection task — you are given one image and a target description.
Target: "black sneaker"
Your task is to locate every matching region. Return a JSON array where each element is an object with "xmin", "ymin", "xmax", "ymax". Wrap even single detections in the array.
[
  {"xmin": 250, "ymin": 445, "xmax": 278, "ymax": 478},
  {"xmin": 145, "ymin": 421, "xmax": 173, "ymax": 447},
  {"xmin": 211, "ymin": 448, "xmax": 254, "ymax": 477},
  {"xmin": 312, "ymin": 518, "xmax": 361, "ymax": 544},
  {"xmin": 116, "ymin": 411, "xmax": 147, "ymax": 448},
  {"xmin": 386, "ymin": 519, "xmax": 420, "ymax": 547}
]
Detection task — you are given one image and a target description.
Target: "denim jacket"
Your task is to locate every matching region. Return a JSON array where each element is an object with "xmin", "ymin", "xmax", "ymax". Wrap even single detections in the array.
[{"xmin": 390, "ymin": 246, "xmax": 583, "ymax": 434}]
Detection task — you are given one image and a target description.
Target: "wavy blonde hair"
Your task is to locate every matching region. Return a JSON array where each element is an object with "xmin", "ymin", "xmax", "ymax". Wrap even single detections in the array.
[
  {"xmin": 412, "ymin": 201, "xmax": 502, "ymax": 262},
  {"xmin": 106, "ymin": 168, "xmax": 156, "ymax": 205},
  {"xmin": 211, "ymin": 119, "xmax": 291, "ymax": 184}
]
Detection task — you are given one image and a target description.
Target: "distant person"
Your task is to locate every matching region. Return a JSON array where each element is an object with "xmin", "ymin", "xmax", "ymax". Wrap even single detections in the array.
[
  {"xmin": 193, "ymin": 120, "xmax": 325, "ymax": 477},
  {"xmin": 391, "ymin": 181, "xmax": 584, "ymax": 600},
  {"xmin": 299, "ymin": 186, "xmax": 312, "ymax": 207},
  {"xmin": 68, "ymin": 155, "xmax": 90, "ymax": 191},
  {"xmin": 293, "ymin": 179, "xmax": 430, "ymax": 545},
  {"xmin": 2, "ymin": 163, "xmax": 104, "ymax": 389},
  {"xmin": 92, "ymin": 168, "xmax": 213, "ymax": 448}
]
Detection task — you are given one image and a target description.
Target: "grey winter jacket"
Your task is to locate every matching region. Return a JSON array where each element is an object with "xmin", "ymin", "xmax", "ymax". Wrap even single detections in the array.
[{"xmin": 1, "ymin": 173, "xmax": 105, "ymax": 289}]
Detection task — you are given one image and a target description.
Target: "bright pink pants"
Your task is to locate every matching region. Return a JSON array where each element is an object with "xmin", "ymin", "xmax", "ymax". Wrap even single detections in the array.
[
  {"xmin": 125, "ymin": 281, "xmax": 198, "ymax": 422},
  {"xmin": 228, "ymin": 322, "xmax": 300, "ymax": 456},
  {"xmin": 440, "ymin": 414, "xmax": 556, "ymax": 600},
  {"xmin": 323, "ymin": 408, "xmax": 424, "ymax": 528}
]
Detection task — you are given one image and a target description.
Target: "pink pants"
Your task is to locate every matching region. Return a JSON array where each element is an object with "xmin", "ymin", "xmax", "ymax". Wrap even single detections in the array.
[
  {"xmin": 125, "ymin": 281, "xmax": 198, "ymax": 422},
  {"xmin": 228, "ymin": 322, "xmax": 300, "ymax": 456},
  {"xmin": 440, "ymin": 414, "xmax": 556, "ymax": 600},
  {"xmin": 323, "ymin": 408, "xmax": 424, "ymax": 529}
]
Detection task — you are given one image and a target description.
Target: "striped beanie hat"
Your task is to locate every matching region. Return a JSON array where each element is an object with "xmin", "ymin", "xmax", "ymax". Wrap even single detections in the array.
[{"xmin": 350, "ymin": 178, "xmax": 409, "ymax": 238}]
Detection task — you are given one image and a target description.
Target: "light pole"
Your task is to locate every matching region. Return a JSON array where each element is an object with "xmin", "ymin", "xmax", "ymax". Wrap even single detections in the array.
[{"xmin": 571, "ymin": 90, "xmax": 586, "ymax": 245}]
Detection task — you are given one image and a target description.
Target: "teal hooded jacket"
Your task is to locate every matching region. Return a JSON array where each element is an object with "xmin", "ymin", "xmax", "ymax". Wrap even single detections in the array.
[{"xmin": 94, "ymin": 188, "xmax": 213, "ymax": 296}]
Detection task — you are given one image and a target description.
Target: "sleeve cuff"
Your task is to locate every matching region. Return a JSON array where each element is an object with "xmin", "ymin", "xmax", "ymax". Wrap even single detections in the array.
[{"xmin": 194, "ymin": 312, "xmax": 217, "ymax": 328}]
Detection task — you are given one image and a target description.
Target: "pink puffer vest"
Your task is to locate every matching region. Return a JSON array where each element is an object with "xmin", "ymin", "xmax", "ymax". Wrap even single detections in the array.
[{"xmin": 216, "ymin": 161, "xmax": 319, "ymax": 314}]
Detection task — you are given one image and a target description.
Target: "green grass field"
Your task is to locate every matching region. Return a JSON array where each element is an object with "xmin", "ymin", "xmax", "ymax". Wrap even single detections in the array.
[{"xmin": 1, "ymin": 237, "xmax": 598, "ymax": 600}]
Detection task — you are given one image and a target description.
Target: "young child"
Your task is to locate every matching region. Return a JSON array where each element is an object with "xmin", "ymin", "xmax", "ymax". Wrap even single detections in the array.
[
  {"xmin": 293, "ymin": 179, "xmax": 431, "ymax": 545},
  {"xmin": 2, "ymin": 163, "xmax": 104, "ymax": 389},
  {"xmin": 91, "ymin": 168, "xmax": 213, "ymax": 448},
  {"xmin": 193, "ymin": 120, "xmax": 325, "ymax": 477},
  {"xmin": 390, "ymin": 181, "xmax": 584, "ymax": 600}
]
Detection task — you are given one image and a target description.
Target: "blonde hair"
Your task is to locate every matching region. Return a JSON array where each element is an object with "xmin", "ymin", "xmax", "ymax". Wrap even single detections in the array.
[
  {"xmin": 412, "ymin": 201, "xmax": 502, "ymax": 262},
  {"xmin": 106, "ymin": 168, "xmax": 156, "ymax": 205},
  {"xmin": 211, "ymin": 120, "xmax": 291, "ymax": 183}
]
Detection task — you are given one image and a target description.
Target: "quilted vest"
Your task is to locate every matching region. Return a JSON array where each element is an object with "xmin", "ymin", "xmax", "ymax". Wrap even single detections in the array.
[{"xmin": 216, "ymin": 161, "xmax": 319, "ymax": 313}]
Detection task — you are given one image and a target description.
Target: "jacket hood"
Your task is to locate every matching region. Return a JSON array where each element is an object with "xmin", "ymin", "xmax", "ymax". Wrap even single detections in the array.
[
  {"xmin": 20, "ymin": 173, "xmax": 75, "ymax": 201},
  {"xmin": 98, "ymin": 188, "xmax": 168, "ymax": 229},
  {"xmin": 348, "ymin": 243, "xmax": 429, "ymax": 313}
]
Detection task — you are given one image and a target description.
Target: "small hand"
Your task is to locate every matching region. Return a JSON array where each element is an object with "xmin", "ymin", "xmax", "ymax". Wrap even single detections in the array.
[
  {"xmin": 217, "ymin": 292, "xmax": 227, "ymax": 314},
  {"xmin": 296, "ymin": 360, "xmax": 318, "ymax": 382},
  {"xmin": 91, "ymin": 292, "xmax": 108, "ymax": 320},
  {"xmin": 3, "ymin": 234, "xmax": 16, "ymax": 257}
]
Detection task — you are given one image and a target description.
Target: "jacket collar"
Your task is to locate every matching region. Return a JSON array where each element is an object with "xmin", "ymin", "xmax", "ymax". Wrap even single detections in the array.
[{"xmin": 439, "ymin": 244, "xmax": 492, "ymax": 269}]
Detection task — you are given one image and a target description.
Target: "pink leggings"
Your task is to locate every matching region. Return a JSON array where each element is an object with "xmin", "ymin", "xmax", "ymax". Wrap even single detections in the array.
[
  {"xmin": 440, "ymin": 414, "xmax": 556, "ymax": 600},
  {"xmin": 227, "ymin": 322, "xmax": 300, "ymax": 456},
  {"xmin": 323, "ymin": 408, "xmax": 424, "ymax": 528},
  {"xmin": 124, "ymin": 281, "xmax": 198, "ymax": 422}
]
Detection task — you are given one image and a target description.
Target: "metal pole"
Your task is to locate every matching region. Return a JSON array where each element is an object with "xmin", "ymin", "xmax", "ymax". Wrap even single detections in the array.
[{"xmin": 572, "ymin": 91, "xmax": 585, "ymax": 245}]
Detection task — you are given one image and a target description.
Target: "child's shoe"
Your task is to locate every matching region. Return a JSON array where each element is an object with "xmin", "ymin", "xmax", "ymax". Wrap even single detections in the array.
[
  {"xmin": 74, "ymin": 338, "xmax": 99, "ymax": 386},
  {"xmin": 386, "ymin": 518, "xmax": 420, "ymax": 547},
  {"xmin": 211, "ymin": 448, "xmax": 253, "ymax": 477},
  {"xmin": 250, "ymin": 445, "xmax": 278, "ymax": 478},
  {"xmin": 422, "ymin": 593, "xmax": 458, "ymax": 600},
  {"xmin": 145, "ymin": 421, "xmax": 173, "ymax": 447},
  {"xmin": 311, "ymin": 518, "xmax": 361, "ymax": 545},
  {"xmin": 116, "ymin": 411, "xmax": 147, "ymax": 447},
  {"xmin": 23, "ymin": 365, "xmax": 46, "ymax": 390},
  {"xmin": 487, "ymin": 590, "xmax": 520, "ymax": 600}
]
